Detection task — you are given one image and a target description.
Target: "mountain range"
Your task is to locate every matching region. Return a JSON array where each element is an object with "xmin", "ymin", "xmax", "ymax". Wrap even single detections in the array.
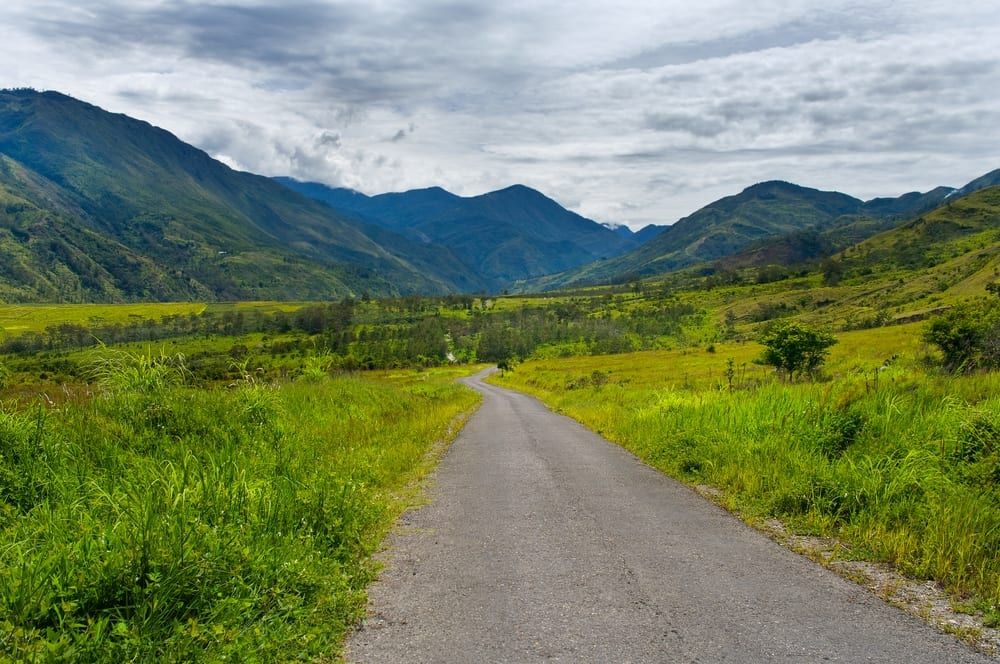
[
  {"xmin": 0, "ymin": 89, "xmax": 639, "ymax": 301},
  {"xmin": 528, "ymin": 170, "xmax": 1000, "ymax": 289},
  {"xmin": 0, "ymin": 89, "xmax": 996, "ymax": 302},
  {"xmin": 273, "ymin": 178, "xmax": 640, "ymax": 288}
]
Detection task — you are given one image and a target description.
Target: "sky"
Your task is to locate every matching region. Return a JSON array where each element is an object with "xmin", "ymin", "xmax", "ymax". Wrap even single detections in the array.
[{"xmin": 2, "ymin": 1, "xmax": 1000, "ymax": 229}]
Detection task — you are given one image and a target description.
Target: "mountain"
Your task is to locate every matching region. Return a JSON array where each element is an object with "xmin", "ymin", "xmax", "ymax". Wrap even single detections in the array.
[
  {"xmin": 276, "ymin": 178, "xmax": 640, "ymax": 289},
  {"xmin": 0, "ymin": 89, "xmax": 481, "ymax": 301},
  {"xmin": 951, "ymin": 169, "xmax": 1000, "ymax": 199},
  {"xmin": 717, "ymin": 172, "xmax": 1000, "ymax": 273},
  {"xmin": 839, "ymin": 184, "xmax": 1000, "ymax": 278},
  {"xmin": 602, "ymin": 222, "xmax": 637, "ymax": 242},
  {"xmin": 634, "ymin": 224, "xmax": 667, "ymax": 243},
  {"xmin": 859, "ymin": 186, "xmax": 955, "ymax": 218},
  {"xmin": 529, "ymin": 172, "xmax": 999, "ymax": 290},
  {"xmin": 530, "ymin": 181, "xmax": 864, "ymax": 287}
]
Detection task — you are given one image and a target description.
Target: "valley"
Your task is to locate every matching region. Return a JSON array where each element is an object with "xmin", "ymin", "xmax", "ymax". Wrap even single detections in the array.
[{"xmin": 0, "ymin": 90, "xmax": 998, "ymax": 661}]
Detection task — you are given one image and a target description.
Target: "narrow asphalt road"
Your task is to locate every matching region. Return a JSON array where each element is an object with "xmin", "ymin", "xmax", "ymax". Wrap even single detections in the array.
[{"xmin": 347, "ymin": 368, "xmax": 991, "ymax": 663}]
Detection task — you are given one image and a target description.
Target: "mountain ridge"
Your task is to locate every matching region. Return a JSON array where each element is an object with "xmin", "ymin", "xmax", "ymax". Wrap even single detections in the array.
[
  {"xmin": 1, "ymin": 89, "xmax": 996, "ymax": 302},
  {"xmin": 524, "ymin": 172, "xmax": 997, "ymax": 290},
  {"xmin": 274, "ymin": 177, "xmax": 643, "ymax": 289}
]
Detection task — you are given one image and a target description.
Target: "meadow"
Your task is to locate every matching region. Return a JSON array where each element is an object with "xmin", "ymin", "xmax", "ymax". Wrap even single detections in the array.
[
  {"xmin": 493, "ymin": 324, "xmax": 1000, "ymax": 627},
  {"xmin": 0, "ymin": 353, "xmax": 479, "ymax": 661},
  {"xmin": 0, "ymin": 302, "xmax": 309, "ymax": 337}
]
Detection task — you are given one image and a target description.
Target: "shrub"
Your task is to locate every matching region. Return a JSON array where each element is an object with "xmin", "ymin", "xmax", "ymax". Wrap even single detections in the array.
[
  {"xmin": 758, "ymin": 322, "xmax": 837, "ymax": 381},
  {"xmin": 923, "ymin": 297, "xmax": 1000, "ymax": 372},
  {"xmin": 590, "ymin": 369, "xmax": 609, "ymax": 389}
]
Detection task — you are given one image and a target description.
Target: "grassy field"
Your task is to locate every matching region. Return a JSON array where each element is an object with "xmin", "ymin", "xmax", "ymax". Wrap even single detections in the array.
[
  {"xmin": 0, "ymin": 303, "xmax": 208, "ymax": 336},
  {"xmin": 493, "ymin": 326, "xmax": 1000, "ymax": 626},
  {"xmin": 0, "ymin": 302, "xmax": 311, "ymax": 337},
  {"xmin": 0, "ymin": 354, "xmax": 479, "ymax": 662}
]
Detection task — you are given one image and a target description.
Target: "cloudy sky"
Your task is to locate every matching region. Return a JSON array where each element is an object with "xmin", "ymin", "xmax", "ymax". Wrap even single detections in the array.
[{"xmin": 3, "ymin": 1, "xmax": 1000, "ymax": 228}]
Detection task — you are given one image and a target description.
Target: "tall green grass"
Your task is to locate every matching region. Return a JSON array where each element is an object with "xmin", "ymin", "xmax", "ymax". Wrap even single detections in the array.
[
  {"xmin": 0, "ymin": 353, "xmax": 478, "ymax": 661},
  {"xmin": 497, "ymin": 352, "xmax": 1000, "ymax": 623}
]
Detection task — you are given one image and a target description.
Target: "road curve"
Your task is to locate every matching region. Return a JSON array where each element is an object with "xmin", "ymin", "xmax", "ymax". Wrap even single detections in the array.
[{"xmin": 347, "ymin": 368, "xmax": 991, "ymax": 663}]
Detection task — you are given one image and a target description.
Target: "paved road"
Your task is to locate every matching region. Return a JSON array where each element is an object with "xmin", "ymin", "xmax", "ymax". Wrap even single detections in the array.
[{"xmin": 348, "ymin": 368, "xmax": 992, "ymax": 663}]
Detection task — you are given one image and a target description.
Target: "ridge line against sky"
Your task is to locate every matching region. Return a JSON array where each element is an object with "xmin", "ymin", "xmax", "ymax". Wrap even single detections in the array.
[{"xmin": 3, "ymin": 0, "xmax": 1000, "ymax": 229}]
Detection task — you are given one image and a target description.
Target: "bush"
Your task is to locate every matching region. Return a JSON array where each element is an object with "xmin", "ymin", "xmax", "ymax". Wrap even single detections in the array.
[
  {"xmin": 923, "ymin": 297, "xmax": 1000, "ymax": 372},
  {"xmin": 758, "ymin": 322, "xmax": 837, "ymax": 381},
  {"xmin": 590, "ymin": 369, "xmax": 609, "ymax": 389}
]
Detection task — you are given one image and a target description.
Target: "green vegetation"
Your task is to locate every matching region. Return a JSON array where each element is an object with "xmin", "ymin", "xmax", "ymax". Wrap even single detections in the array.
[
  {"xmin": 759, "ymin": 321, "xmax": 836, "ymax": 381},
  {"xmin": 923, "ymin": 296, "xmax": 1000, "ymax": 373},
  {"xmin": 494, "ymin": 324, "xmax": 1000, "ymax": 626},
  {"xmin": 0, "ymin": 293, "xmax": 708, "ymax": 392},
  {"xmin": 0, "ymin": 89, "xmax": 482, "ymax": 301},
  {"xmin": 0, "ymin": 352, "xmax": 479, "ymax": 661}
]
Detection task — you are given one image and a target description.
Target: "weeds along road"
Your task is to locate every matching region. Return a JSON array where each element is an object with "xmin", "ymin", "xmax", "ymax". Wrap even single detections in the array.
[{"xmin": 347, "ymin": 368, "xmax": 991, "ymax": 663}]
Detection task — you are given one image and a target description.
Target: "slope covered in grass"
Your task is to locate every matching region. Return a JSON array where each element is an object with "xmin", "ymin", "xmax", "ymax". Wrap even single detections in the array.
[
  {"xmin": 0, "ymin": 357, "xmax": 478, "ymax": 661},
  {"xmin": 495, "ymin": 327, "xmax": 1000, "ymax": 627}
]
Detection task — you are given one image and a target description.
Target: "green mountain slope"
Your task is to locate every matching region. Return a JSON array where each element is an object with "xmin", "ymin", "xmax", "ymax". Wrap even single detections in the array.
[
  {"xmin": 0, "ymin": 90, "xmax": 476, "ymax": 301},
  {"xmin": 530, "ymin": 181, "xmax": 865, "ymax": 288},
  {"xmin": 711, "ymin": 185, "xmax": 1000, "ymax": 332},
  {"xmin": 276, "ymin": 179, "xmax": 640, "ymax": 289},
  {"xmin": 530, "ymin": 173, "xmax": 997, "ymax": 291},
  {"xmin": 717, "ymin": 176, "xmax": 999, "ymax": 274},
  {"xmin": 838, "ymin": 184, "xmax": 1000, "ymax": 282}
]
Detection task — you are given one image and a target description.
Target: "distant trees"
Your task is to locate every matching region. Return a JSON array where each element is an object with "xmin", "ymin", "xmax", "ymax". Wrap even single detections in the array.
[
  {"xmin": 759, "ymin": 322, "xmax": 837, "ymax": 381},
  {"xmin": 0, "ymin": 294, "xmax": 711, "ymax": 376},
  {"xmin": 755, "ymin": 265, "xmax": 790, "ymax": 284}
]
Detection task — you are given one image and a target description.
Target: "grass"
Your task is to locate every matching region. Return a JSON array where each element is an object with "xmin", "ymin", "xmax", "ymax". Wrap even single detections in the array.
[
  {"xmin": 493, "ymin": 329, "xmax": 1000, "ymax": 623},
  {"xmin": 0, "ymin": 302, "xmax": 312, "ymax": 338},
  {"xmin": 0, "ymin": 352, "xmax": 479, "ymax": 662},
  {"xmin": 0, "ymin": 303, "xmax": 207, "ymax": 336}
]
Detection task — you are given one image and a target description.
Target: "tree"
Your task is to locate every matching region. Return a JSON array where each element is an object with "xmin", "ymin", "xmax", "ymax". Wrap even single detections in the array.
[
  {"xmin": 723, "ymin": 309, "xmax": 738, "ymax": 338},
  {"xmin": 759, "ymin": 322, "xmax": 837, "ymax": 381},
  {"xmin": 820, "ymin": 258, "xmax": 844, "ymax": 286},
  {"xmin": 923, "ymin": 297, "xmax": 1000, "ymax": 372}
]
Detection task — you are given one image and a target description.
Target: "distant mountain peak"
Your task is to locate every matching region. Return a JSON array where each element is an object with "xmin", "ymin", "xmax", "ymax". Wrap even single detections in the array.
[
  {"xmin": 279, "ymin": 177, "xmax": 640, "ymax": 288},
  {"xmin": 487, "ymin": 183, "xmax": 549, "ymax": 199},
  {"xmin": 408, "ymin": 185, "xmax": 453, "ymax": 195},
  {"xmin": 741, "ymin": 180, "xmax": 821, "ymax": 195}
]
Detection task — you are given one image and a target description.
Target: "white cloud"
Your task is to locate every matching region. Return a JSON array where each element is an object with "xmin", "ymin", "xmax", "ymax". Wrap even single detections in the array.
[{"xmin": 2, "ymin": 0, "xmax": 999, "ymax": 227}]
